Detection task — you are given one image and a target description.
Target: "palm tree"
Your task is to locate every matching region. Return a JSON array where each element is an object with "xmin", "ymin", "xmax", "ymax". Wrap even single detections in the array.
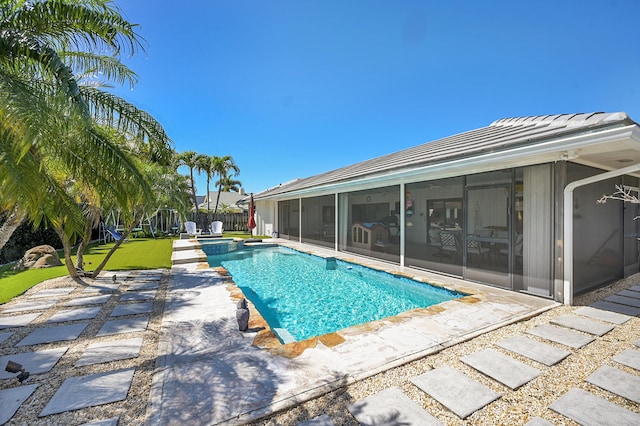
[
  {"xmin": 0, "ymin": 0, "xmax": 172, "ymax": 259},
  {"xmin": 211, "ymin": 155, "xmax": 240, "ymax": 218},
  {"xmin": 216, "ymin": 174, "xmax": 243, "ymax": 192},
  {"xmin": 178, "ymin": 150, "xmax": 202, "ymax": 211},
  {"xmin": 195, "ymin": 154, "xmax": 214, "ymax": 212}
]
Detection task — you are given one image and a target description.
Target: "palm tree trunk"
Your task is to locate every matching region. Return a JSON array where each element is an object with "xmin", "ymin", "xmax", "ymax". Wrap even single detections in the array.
[
  {"xmin": 213, "ymin": 182, "xmax": 223, "ymax": 219},
  {"xmin": 75, "ymin": 220, "xmax": 93, "ymax": 271},
  {"xmin": 190, "ymin": 169, "xmax": 198, "ymax": 211},
  {"xmin": 0, "ymin": 206, "xmax": 27, "ymax": 251},
  {"xmin": 90, "ymin": 224, "xmax": 132, "ymax": 278},
  {"xmin": 54, "ymin": 225, "xmax": 78, "ymax": 278}
]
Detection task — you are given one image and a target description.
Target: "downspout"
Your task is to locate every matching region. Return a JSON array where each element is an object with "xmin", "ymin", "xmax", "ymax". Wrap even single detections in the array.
[
  {"xmin": 400, "ymin": 183, "xmax": 405, "ymax": 267},
  {"xmin": 563, "ymin": 163, "xmax": 640, "ymax": 305}
]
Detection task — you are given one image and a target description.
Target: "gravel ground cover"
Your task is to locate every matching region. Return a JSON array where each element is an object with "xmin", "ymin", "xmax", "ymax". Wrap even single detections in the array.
[
  {"xmin": 0, "ymin": 271, "xmax": 168, "ymax": 425},
  {"xmin": 1, "ymin": 271, "xmax": 639, "ymax": 425}
]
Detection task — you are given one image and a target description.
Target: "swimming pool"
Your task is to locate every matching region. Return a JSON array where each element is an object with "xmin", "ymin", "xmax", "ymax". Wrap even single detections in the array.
[{"xmin": 207, "ymin": 245, "xmax": 465, "ymax": 343}]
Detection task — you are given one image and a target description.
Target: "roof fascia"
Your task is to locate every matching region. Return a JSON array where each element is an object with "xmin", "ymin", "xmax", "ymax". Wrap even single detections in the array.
[{"xmin": 260, "ymin": 124, "xmax": 639, "ymax": 201}]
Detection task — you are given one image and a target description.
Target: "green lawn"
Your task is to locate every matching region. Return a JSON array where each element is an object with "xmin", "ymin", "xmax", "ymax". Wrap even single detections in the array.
[{"xmin": 0, "ymin": 237, "xmax": 173, "ymax": 304}]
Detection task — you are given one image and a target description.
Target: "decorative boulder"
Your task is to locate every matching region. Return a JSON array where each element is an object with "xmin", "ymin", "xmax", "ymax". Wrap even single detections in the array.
[
  {"xmin": 13, "ymin": 245, "xmax": 63, "ymax": 271},
  {"xmin": 236, "ymin": 298, "xmax": 250, "ymax": 331}
]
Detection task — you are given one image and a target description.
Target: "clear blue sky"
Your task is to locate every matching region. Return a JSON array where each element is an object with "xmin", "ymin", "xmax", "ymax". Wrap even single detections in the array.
[{"xmin": 111, "ymin": 0, "xmax": 640, "ymax": 196}]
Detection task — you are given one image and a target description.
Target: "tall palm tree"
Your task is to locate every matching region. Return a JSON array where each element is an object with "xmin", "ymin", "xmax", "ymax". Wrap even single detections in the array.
[
  {"xmin": 216, "ymin": 174, "xmax": 243, "ymax": 192},
  {"xmin": 178, "ymin": 150, "xmax": 202, "ymax": 211},
  {"xmin": 211, "ymin": 155, "xmax": 240, "ymax": 218},
  {"xmin": 0, "ymin": 0, "xmax": 172, "ymax": 258}
]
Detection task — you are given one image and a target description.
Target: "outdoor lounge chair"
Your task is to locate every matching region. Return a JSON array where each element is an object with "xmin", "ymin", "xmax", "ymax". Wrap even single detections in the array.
[
  {"xmin": 210, "ymin": 221, "xmax": 223, "ymax": 235},
  {"xmin": 183, "ymin": 221, "xmax": 201, "ymax": 236}
]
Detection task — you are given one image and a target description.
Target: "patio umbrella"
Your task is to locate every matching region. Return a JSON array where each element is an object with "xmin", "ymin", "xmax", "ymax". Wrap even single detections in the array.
[{"xmin": 247, "ymin": 193, "xmax": 256, "ymax": 234}]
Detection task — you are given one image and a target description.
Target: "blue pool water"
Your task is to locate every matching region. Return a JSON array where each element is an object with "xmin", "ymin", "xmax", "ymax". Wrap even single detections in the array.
[{"xmin": 207, "ymin": 245, "xmax": 465, "ymax": 343}]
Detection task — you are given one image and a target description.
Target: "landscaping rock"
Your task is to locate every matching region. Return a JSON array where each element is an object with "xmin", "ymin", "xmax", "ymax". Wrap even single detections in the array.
[{"xmin": 13, "ymin": 245, "xmax": 62, "ymax": 270}]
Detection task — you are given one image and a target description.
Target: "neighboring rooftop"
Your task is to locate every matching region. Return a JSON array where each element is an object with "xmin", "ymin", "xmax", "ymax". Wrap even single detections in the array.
[{"xmin": 256, "ymin": 112, "xmax": 638, "ymax": 199}]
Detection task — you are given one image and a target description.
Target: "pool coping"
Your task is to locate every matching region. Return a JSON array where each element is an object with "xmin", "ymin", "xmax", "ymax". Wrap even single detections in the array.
[{"xmin": 154, "ymin": 238, "xmax": 558, "ymax": 425}]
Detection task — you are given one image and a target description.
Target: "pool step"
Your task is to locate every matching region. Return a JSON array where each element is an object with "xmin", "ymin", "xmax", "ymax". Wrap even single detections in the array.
[{"xmin": 170, "ymin": 249, "xmax": 206, "ymax": 265}]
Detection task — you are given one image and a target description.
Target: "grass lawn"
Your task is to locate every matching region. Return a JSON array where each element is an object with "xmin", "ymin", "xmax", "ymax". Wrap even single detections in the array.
[{"xmin": 0, "ymin": 237, "xmax": 173, "ymax": 304}]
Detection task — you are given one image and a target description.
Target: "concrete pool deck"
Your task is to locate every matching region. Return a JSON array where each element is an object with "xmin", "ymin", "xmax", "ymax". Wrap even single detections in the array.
[{"xmin": 150, "ymin": 239, "xmax": 558, "ymax": 424}]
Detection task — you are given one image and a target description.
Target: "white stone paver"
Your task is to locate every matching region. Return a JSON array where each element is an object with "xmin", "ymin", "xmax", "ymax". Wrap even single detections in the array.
[
  {"xmin": 0, "ymin": 331, "xmax": 13, "ymax": 344},
  {"xmin": 461, "ymin": 348, "xmax": 540, "ymax": 390},
  {"xmin": 0, "ymin": 384, "xmax": 39, "ymax": 424},
  {"xmin": 613, "ymin": 348, "xmax": 640, "ymax": 371},
  {"xmin": 1, "ymin": 298, "xmax": 60, "ymax": 313},
  {"xmin": 75, "ymin": 337, "xmax": 143, "ymax": 366},
  {"xmin": 586, "ymin": 365, "xmax": 640, "ymax": 404},
  {"xmin": 526, "ymin": 324, "xmax": 594, "ymax": 349},
  {"xmin": 82, "ymin": 283, "xmax": 120, "ymax": 293},
  {"xmin": 64, "ymin": 294, "xmax": 111, "ymax": 307},
  {"xmin": 17, "ymin": 323, "xmax": 88, "ymax": 346},
  {"xmin": 28, "ymin": 287, "xmax": 75, "ymax": 298},
  {"xmin": 96, "ymin": 317, "xmax": 149, "ymax": 337},
  {"xmin": 410, "ymin": 366, "xmax": 501, "ymax": 419},
  {"xmin": 550, "ymin": 314, "xmax": 615, "ymax": 336},
  {"xmin": 110, "ymin": 302, "xmax": 153, "ymax": 317},
  {"xmin": 496, "ymin": 335, "xmax": 570, "ymax": 366},
  {"xmin": 550, "ymin": 388, "xmax": 640, "ymax": 425},
  {"xmin": 119, "ymin": 290, "xmax": 156, "ymax": 301},
  {"xmin": 0, "ymin": 347, "xmax": 68, "ymax": 379},
  {"xmin": 127, "ymin": 281, "xmax": 159, "ymax": 291},
  {"xmin": 46, "ymin": 306, "xmax": 102, "ymax": 323},
  {"xmin": 348, "ymin": 386, "xmax": 443, "ymax": 425},
  {"xmin": 574, "ymin": 306, "xmax": 630, "ymax": 324},
  {"xmin": 590, "ymin": 301, "xmax": 640, "ymax": 316},
  {"xmin": 605, "ymin": 294, "xmax": 640, "ymax": 308},
  {"xmin": 39, "ymin": 369, "xmax": 135, "ymax": 416},
  {"xmin": 80, "ymin": 417, "xmax": 120, "ymax": 426},
  {"xmin": 0, "ymin": 312, "xmax": 41, "ymax": 329}
]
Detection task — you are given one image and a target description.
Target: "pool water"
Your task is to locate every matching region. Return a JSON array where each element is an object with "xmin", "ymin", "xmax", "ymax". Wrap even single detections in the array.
[{"xmin": 208, "ymin": 246, "xmax": 465, "ymax": 343}]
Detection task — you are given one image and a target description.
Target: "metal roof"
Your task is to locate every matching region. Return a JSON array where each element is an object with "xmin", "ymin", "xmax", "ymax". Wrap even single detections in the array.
[{"xmin": 256, "ymin": 112, "xmax": 637, "ymax": 199}]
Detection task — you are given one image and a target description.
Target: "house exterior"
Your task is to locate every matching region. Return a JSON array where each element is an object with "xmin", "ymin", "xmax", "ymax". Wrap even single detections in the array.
[
  {"xmin": 253, "ymin": 112, "xmax": 640, "ymax": 304},
  {"xmin": 198, "ymin": 191, "xmax": 248, "ymax": 213}
]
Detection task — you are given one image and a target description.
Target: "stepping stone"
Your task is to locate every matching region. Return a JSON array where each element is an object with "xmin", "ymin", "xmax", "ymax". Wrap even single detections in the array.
[
  {"xmin": 618, "ymin": 289, "xmax": 640, "ymax": 300},
  {"xmin": 0, "ymin": 347, "xmax": 68, "ymax": 379},
  {"xmin": 0, "ymin": 312, "xmax": 41, "ymax": 329},
  {"xmin": 497, "ymin": 335, "xmax": 571, "ymax": 366},
  {"xmin": 574, "ymin": 306, "xmax": 630, "ymax": 324},
  {"xmin": 550, "ymin": 388, "xmax": 640, "ymax": 425},
  {"xmin": 461, "ymin": 348, "xmax": 540, "ymax": 390},
  {"xmin": 0, "ymin": 384, "xmax": 39, "ymax": 424},
  {"xmin": 613, "ymin": 349, "xmax": 640, "ymax": 371},
  {"xmin": 634, "ymin": 339, "xmax": 640, "ymax": 347},
  {"xmin": 97, "ymin": 317, "xmax": 149, "ymax": 337},
  {"xmin": 76, "ymin": 337, "xmax": 143, "ymax": 366},
  {"xmin": 524, "ymin": 417, "xmax": 554, "ymax": 426},
  {"xmin": 348, "ymin": 387, "xmax": 442, "ymax": 426},
  {"xmin": 39, "ymin": 368, "xmax": 135, "ymax": 416},
  {"xmin": 28, "ymin": 287, "xmax": 75, "ymax": 298},
  {"xmin": 629, "ymin": 285, "xmax": 640, "ymax": 292},
  {"xmin": 82, "ymin": 283, "xmax": 120, "ymax": 293},
  {"xmin": 591, "ymin": 301, "xmax": 640, "ymax": 316},
  {"xmin": 550, "ymin": 314, "xmax": 615, "ymax": 336},
  {"xmin": 127, "ymin": 281, "xmax": 159, "ymax": 291},
  {"xmin": 587, "ymin": 365, "xmax": 640, "ymax": 403},
  {"xmin": 80, "ymin": 417, "xmax": 120, "ymax": 426},
  {"xmin": 411, "ymin": 366, "xmax": 500, "ymax": 419},
  {"xmin": 64, "ymin": 294, "xmax": 111, "ymax": 307},
  {"xmin": 17, "ymin": 323, "xmax": 88, "ymax": 346},
  {"xmin": 526, "ymin": 324, "xmax": 594, "ymax": 349},
  {"xmin": 604, "ymin": 294, "xmax": 640, "ymax": 308},
  {"xmin": 297, "ymin": 415, "xmax": 335, "ymax": 426},
  {"xmin": 1, "ymin": 298, "xmax": 60, "ymax": 313},
  {"xmin": 0, "ymin": 331, "xmax": 13, "ymax": 344},
  {"xmin": 120, "ymin": 290, "xmax": 157, "ymax": 301},
  {"xmin": 47, "ymin": 306, "xmax": 102, "ymax": 323},
  {"xmin": 110, "ymin": 302, "xmax": 153, "ymax": 317}
]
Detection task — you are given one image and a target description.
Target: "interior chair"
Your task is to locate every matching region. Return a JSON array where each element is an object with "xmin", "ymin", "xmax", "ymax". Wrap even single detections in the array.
[
  {"xmin": 429, "ymin": 228, "xmax": 444, "ymax": 257},
  {"xmin": 466, "ymin": 238, "xmax": 491, "ymax": 264},
  {"xmin": 439, "ymin": 231, "xmax": 460, "ymax": 262}
]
